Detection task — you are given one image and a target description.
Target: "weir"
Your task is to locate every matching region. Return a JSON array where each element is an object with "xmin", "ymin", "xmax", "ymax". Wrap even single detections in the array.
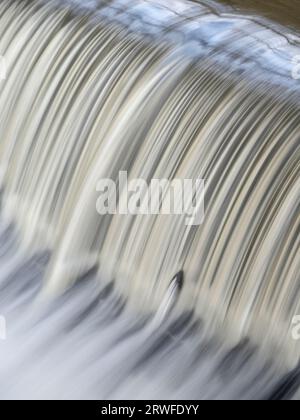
[{"xmin": 0, "ymin": 0, "xmax": 299, "ymax": 399}]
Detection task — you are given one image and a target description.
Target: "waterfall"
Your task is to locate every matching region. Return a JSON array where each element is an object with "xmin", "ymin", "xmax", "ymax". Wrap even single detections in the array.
[{"xmin": 0, "ymin": 0, "xmax": 299, "ymax": 399}]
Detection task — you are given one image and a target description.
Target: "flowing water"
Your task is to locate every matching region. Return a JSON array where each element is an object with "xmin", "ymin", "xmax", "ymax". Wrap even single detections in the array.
[{"xmin": 0, "ymin": 0, "xmax": 299, "ymax": 399}]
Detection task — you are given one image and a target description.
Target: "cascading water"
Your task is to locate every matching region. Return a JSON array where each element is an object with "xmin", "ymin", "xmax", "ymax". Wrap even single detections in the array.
[{"xmin": 0, "ymin": 0, "xmax": 299, "ymax": 400}]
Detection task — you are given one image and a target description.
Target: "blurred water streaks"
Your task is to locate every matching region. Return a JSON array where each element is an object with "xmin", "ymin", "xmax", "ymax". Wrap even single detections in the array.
[
  {"xmin": 0, "ymin": 0, "xmax": 299, "ymax": 400},
  {"xmin": 0, "ymin": 223, "xmax": 298, "ymax": 400}
]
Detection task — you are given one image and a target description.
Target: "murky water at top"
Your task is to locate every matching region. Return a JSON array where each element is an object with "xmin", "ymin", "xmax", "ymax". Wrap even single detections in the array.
[{"xmin": 220, "ymin": 0, "xmax": 300, "ymax": 30}]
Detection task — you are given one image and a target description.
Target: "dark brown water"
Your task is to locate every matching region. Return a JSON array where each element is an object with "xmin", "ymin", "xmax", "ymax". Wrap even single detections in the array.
[{"xmin": 220, "ymin": 0, "xmax": 300, "ymax": 30}]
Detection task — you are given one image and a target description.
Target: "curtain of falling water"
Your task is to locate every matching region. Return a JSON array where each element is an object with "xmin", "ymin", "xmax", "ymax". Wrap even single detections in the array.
[{"xmin": 0, "ymin": 0, "xmax": 299, "ymax": 369}]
